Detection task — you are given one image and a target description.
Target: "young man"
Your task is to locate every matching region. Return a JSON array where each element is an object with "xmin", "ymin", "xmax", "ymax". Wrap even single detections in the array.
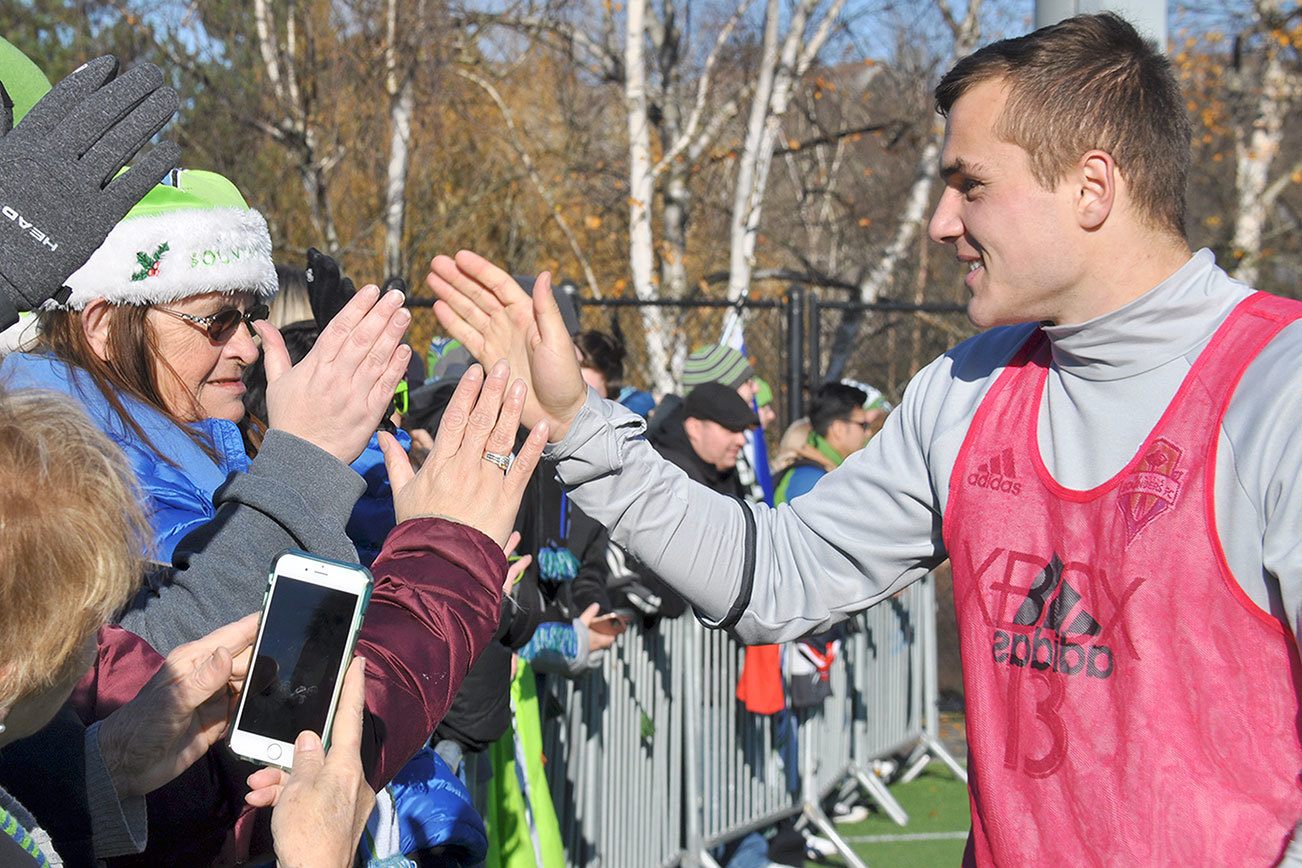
[
  {"xmin": 773, "ymin": 382, "xmax": 871, "ymax": 505},
  {"xmin": 427, "ymin": 13, "xmax": 1302, "ymax": 865}
]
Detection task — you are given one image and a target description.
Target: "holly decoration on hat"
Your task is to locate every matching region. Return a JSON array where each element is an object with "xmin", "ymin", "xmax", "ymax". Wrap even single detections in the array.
[{"xmin": 130, "ymin": 242, "xmax": 170, "ymax": 282}]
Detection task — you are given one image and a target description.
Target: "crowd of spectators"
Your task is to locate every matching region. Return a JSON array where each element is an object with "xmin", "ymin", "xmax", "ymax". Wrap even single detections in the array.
[{"xmin": 0, "ymin": 34, "xmax": 899, "ymax": 868}]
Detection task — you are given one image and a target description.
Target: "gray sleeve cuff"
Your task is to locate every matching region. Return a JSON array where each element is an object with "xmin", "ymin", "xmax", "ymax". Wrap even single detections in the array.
[
  {"xmin": 84, "ymin": 722, "xmax": 147, "ymax": 858},
  {"xmin": 247, "ymin": 429, "xmax": 366, "ymax": 527},
  {"xmin": 544, "ymin": 389, "xmax": 647, "ymax": 486}
]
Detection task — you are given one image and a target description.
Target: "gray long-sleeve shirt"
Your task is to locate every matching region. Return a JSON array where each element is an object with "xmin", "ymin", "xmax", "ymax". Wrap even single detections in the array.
[
  {"xmin": 118, "ymin": 429, "xmax": 364, "ymax": 654},
  {"xmin": 546, "ymin": 249, "xmax": 1302, "ymax": 647}
]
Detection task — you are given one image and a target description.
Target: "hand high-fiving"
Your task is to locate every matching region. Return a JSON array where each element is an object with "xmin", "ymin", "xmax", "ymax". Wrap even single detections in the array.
[
  {"xmin": 427, "ymin": 252, "xmax": 587, "ymax": 442},
  {"xmin": 255, "ymin": 284, "xmax": 411, "ymax": 464},
  {"xmin": 378, "ymin": 359, "xmax": 548, "ymax": 548}
]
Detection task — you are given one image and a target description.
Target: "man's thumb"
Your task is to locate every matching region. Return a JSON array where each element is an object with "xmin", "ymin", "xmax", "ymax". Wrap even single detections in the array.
[{"xmin": 531, "ymin": 272, "xmax": 570, "ymax": 350}]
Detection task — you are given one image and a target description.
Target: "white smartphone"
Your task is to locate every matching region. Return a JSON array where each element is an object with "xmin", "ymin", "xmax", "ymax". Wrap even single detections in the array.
[{"xmin": 228, "ymin": 550, "xmax": 372, "ymax": 770}]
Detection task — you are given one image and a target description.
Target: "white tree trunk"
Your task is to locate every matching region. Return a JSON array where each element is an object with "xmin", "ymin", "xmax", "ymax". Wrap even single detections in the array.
[
  {"xmin": 856, "ymin": 0, "xmax": 981, "ymax": 304},
  {"xmin": 383, "ymin": 0, "xmax": 414, "ymax": 280},
  {"xmin": 1231, "ymin": 0, "xmax": 1296, "ymax": 287},
  {"xmin": 721, "ymin": 0, "xmax": 845, "ymax": 343},
  {"xmin": 625, "ymin": 0, "xmax": 676, "ymax": 394}
]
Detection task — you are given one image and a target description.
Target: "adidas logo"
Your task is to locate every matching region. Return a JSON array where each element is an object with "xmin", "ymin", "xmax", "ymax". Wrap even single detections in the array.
[
  {"xmin": 992, "ymin": 555, "xmax": 1114, "ymax": 679},
  {"xmin": 967, "ymin": 447, "xmax": 1022, "ymax": 495}
]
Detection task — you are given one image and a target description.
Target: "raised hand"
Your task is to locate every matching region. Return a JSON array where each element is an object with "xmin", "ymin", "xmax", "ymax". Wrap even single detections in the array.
[
  {"xmin": 427, "ymin": 252, "xmax": 587, "ymax": 441},
  {"xmin": 97, "ymin": 614, "xmax": 258, "ymax": 799},
  {"xmin": 0, "ymin": 56, "xmax": 179, "ymax": 329},
  {"xmin": 255, "ymin": 284, "xmax": 411, "ymax": 464},
  {"xmin": 378, "ymin": 359, "xmax": 548, "ymax": 548}
]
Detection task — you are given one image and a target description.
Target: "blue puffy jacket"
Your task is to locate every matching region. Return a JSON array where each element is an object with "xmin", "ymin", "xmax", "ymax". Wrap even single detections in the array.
[
  {"xmin": 0, "ymin": 352, "xmax": 408, "ymax": 564},
  {"xmin": 0, "ymin": 352, "xmax": 249, "ymax": 561}
]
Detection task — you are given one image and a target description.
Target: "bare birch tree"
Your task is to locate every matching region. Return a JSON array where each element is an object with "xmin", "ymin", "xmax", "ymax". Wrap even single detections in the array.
[
  {"xmin": 253, "ymin": 0, "xmax": 343, "ymax": 252},
  {"xmin": 1228, "ymin": 0, "xmax": 1301, "ymax": 286}
]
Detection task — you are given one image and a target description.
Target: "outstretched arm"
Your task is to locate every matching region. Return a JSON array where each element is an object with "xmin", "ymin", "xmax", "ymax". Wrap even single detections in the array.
[{"xmin": 427, "ymin": 252, "xmax": 948, "ymax": 643}]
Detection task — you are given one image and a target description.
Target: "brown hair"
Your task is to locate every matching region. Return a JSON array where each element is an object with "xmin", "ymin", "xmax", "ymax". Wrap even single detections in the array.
[
  {"xmin": 0, "ymin": 387, "xmax": 149, "ymax": 706},
  {"xmin": 935, "ymin": 13, "xmax": 1191, "ymax": 237},
  {"xmin": 575, "ymin": 330, "xmax": 626, "ymax": 399},
  {"xmin": 35, "ymin": 307, "xmax": 257, "ymax": 462}
]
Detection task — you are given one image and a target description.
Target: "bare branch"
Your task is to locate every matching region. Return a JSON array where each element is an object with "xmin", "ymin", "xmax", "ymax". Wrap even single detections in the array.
[
  {"xmin": 456, "ymin": 67, "xmax": 604, "ymax": 299},
  {"xmin": 653, "ymin": 0, "xmax": 755, "ymax": 177}
]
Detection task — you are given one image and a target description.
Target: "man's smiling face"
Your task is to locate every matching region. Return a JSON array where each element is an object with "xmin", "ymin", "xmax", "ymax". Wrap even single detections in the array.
[{"xmin": 928, "ymin": 78, "xmax": 1088, "ymax": 329}]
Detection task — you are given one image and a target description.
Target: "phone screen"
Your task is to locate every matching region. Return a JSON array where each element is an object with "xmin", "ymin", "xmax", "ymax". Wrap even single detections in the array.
[{"xmin": 240, "ymin": 576, "xmax": 360, "ymax": 744}]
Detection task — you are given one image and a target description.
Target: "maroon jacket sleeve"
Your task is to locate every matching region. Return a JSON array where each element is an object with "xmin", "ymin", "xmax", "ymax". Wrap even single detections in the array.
[
  {"xmin": 70, "ymin": 626, "xmax": 164, "ymax": 724},
  {"xmin": 352, "ymin": 516, "xmax": 506, "ymax": 788}
]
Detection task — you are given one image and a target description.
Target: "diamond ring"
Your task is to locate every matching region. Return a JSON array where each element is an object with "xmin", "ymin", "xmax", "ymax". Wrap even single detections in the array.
[{"xmin": 483, "ymin": 450, "xmax": 513, "ymax": 472}]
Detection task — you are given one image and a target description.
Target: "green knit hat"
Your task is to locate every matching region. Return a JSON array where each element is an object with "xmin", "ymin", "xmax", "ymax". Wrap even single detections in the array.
[
  {"xmin": 681, "ymin": 344, "xmax": 755, "ymax": 394},
  {"xmin": 0, "ymin": 37, "xmax": 51, "ymax": 126},
  {"xmin": 60, "ymin": 168, "xmax": 277, "ymax": 309},
  {"xmin": 754, "ymin": 376, "xmax": 773, "ymax": 407}
]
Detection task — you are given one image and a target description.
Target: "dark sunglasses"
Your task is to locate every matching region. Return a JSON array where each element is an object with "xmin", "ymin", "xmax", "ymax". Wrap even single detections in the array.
[{"xmin": 154, "ymin": 303, "xmax": 270, "ymax": 342}]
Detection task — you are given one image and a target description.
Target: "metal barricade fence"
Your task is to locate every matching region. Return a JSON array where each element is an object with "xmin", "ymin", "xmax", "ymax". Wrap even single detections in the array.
[{"xmin": 536, "ymin": 575, "xmax": 956, "ymax": 867}]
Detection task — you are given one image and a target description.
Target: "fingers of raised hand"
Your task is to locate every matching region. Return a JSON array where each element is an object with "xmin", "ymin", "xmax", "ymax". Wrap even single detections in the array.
[
  {"xmin": 427, "ymin": 264, "xmax": 492, "ymax": 333},
  {"xmin": 451, "ymin": 251, "xmax": 535, "ymax": 311},
  {"xmin": 313, "ymin": 284, "xmax": 380, "ymax": 360},
  {"xmin": 504, "ymin": 420, "xmax": 549, "ymax": 492},
  {"xmin": 483, "ymin": 377, "xmax": 526, "ymax": 460},
  {"xmin": 431, "ymin": 300, "xmax": 487, "ymax": 361},
  {"xmin": 336, "ymin": 288, "xmax": 407, "ymax": 370},
  {"xmin": 428, "ymin": 364, "xmax": 484, "ymax": 464},
  {"xmin": 502, "ymin": 530, "xmax": 521, "ymax": 557},
  {"xmin": 429, "ymin": 254, "xmax": 507, "ymax": 320},
  {"xmin": 366, "ymin": 343, "xmax": 410, "ymax": 417},
  {"xmin": 462, "ymin": 360, "xmax": 510, "ymax": 454}
]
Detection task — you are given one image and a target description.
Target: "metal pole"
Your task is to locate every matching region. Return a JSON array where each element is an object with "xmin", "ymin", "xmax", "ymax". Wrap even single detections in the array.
[
  {"xmin": 786, "ymin": 286, "xmax": 805, "ymax": 426},
  {"xmin": 808, "ymin": 293, "xmax": 822, "ymax": 389},
  {"xmin": 1034, "ymin": 0, "xmax": 1167, "ymax": 48}
]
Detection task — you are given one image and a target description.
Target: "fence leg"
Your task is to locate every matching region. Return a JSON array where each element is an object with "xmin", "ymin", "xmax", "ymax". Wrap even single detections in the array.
[
  {"xmin": 800, "ymin": 747, "xmax": 868, "ymax": 868},
  {"xmin": 803, "ymin": 798, "xmax": 869, "ymax": 868},
  {"xmin": 850, "ymin": 762, "xmax": 909, "ymax": 826},
  {"xmin": 902, "ymin": 575, "xmax": 969, "ymax": 787}
]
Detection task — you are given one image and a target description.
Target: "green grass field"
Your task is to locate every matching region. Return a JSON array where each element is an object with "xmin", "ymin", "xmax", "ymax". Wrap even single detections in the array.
[{"xmin": 812, "ymin": 764, "xmax": 971, "ymax": 867}]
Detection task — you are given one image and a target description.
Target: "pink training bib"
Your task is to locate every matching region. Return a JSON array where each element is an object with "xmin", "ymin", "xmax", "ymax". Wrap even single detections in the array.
[{"xmin": 944, "ymin": 292, "xmax": 1302, "ymax": 866}]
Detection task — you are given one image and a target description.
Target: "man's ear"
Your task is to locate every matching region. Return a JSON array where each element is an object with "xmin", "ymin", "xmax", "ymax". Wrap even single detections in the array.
[
  {"xmin": 80, "ymin": 298, "xmax": 115, "ymax": 361},
  {"xmin": 1076, "ymin": 150, "xmax": 1116, "ymax": 231}
]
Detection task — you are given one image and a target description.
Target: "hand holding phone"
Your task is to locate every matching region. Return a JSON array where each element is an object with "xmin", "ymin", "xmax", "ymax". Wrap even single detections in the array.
[
  {"xmin": 245, "ymin": 657, "xmax": 376, "ymax": 867},
  {"xmin": 229, "ymin": 552, "xmax": 372, "ymax": 770}
]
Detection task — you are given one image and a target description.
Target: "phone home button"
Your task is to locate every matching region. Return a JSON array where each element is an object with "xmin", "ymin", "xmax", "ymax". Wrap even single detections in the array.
[{"xmin": 266, "ymin": 744, "xmax": 283, "ymax": 762}]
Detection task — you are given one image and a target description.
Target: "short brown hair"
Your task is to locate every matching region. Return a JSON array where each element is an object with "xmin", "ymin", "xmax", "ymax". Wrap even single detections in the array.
[
  {"xmin": 935, "ymin": 13, "xmax": 1191, "ymax": 237},
  {"xmin": 0, "ymin": 387, "xmax": 149, "ymax": 707}
]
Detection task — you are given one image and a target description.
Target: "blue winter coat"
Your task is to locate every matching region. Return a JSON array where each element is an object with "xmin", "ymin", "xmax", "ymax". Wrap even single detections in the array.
[
  {"xmin": 0, "ymin": 352, "xmax": 250, "ymax": 561},
  {"xmin": 0, "ymin": 352, "xmax": 407, "ymax": 564}
]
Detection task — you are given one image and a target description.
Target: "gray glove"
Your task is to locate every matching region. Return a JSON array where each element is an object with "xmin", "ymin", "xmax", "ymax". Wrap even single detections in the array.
[{"xmin": 0, "ymin": 55, "xmax": 180, "ymax": 330}]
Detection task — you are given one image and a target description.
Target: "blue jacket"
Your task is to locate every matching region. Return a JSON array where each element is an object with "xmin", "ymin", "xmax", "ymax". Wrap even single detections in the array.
[
  {"xmin": 0, "ymin": 352, "xmax": 405, "ymax": 565},
  {"xmin": 0, "ymin": 352, "xmax": 249, "ymax": 561}
]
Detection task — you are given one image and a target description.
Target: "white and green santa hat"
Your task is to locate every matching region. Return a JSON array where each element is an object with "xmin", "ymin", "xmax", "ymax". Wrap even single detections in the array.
[{"xmin": 58, "ymin": 168, "xmax": 277, "ymax": 310}]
